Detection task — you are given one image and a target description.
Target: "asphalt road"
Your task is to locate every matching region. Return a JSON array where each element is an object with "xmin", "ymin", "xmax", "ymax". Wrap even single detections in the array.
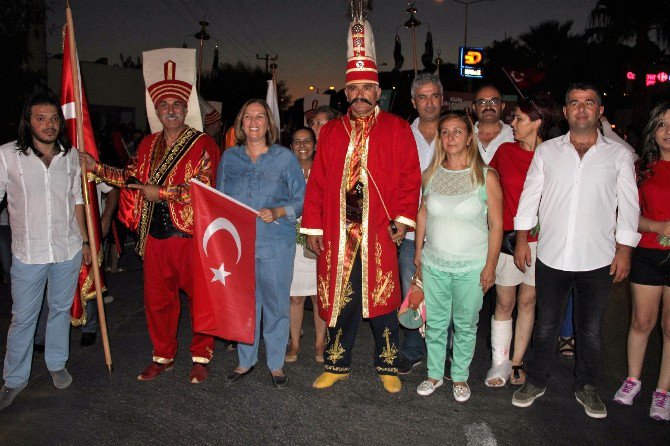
[{"xmin": 0, "ymin": 253, "xmax": 668, "ymax": 445}]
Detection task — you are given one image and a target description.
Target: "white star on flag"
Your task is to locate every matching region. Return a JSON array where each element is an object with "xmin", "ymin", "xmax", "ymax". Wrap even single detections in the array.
[{"xmin": 211, "ymin": 263, "xmax": 231, "ymax": 285}]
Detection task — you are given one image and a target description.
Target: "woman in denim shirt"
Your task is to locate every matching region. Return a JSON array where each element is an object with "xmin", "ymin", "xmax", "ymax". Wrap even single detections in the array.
[{"xmin": 216, "ymin": 99, "xmax": 306, "ymax": 387}]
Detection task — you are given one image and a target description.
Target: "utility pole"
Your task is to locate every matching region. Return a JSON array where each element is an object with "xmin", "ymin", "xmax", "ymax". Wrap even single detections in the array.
[
  {"xmin": 195, "ymin": 19, "xmax": 210, "ymax": 90},
  {"xmin": 256, "ymin": 53, "xmax": 278, "ymax": 75}
]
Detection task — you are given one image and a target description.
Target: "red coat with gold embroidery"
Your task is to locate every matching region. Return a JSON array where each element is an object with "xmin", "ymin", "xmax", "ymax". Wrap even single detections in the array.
[
  {"xmin": 300, "ymin": 109, "xmax": 421, "ymax": 326},
  {"xmin": 95, "ymin": 127, "xmax": 218, "ymax": 256}
]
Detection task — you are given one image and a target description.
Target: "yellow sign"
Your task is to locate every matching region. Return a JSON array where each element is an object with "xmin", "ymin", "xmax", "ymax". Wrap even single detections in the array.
[{"xmin": 463, "ymin": 50, "xmax": 482, "ymax": 65}]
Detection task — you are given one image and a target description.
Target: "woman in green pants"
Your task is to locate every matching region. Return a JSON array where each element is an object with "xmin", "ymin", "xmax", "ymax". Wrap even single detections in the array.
[{"xmin": 414, "ymin": 112, "xmax": 503, "ymax": 402}]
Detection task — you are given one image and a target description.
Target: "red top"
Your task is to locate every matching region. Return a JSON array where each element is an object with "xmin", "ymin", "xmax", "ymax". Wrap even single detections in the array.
[
  {"xmin": 638, "ymin": 159, "xmax": 670, "ymax": 250},
  {"xmin": 489, "ymin": 141, "xmax": 538, "ymax": 242}
]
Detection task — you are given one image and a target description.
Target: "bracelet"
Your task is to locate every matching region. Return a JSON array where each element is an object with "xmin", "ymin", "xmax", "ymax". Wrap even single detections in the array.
[{"xmin": 82, "ymin": 241, "xmax": 90, "ymax": 246}]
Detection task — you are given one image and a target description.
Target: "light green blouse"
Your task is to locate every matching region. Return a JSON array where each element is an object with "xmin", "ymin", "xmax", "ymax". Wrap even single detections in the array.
[{"xmin": 421, "ymin": 166, "xmax": 489, "ymax": 274}]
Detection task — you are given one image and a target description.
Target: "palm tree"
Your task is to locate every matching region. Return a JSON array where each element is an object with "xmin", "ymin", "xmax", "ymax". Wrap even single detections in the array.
[{"xmin": 588, "ymin": 0, "xmax": 670, "ymax": 52}]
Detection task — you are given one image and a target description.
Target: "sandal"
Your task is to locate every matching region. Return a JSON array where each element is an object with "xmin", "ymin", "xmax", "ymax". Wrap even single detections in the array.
[
  {"xmin": 484, "ymin": 359, "xmax": 512, "ymax": 388},
  {"xmin": 558, "ymin": 336, "xmax": 575, "ymax": 357},
  {"xmin": 510, "ymin": 363, "xmax": 526, "ymax": 385}
]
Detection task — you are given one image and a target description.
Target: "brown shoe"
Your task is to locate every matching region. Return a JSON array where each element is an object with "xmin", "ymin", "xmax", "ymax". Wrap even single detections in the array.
[
  {"xmin": 137, "ymin": 361, "xmax": 174, "ymax": 381},
  {"xmin": 189, "ymin": 363, "xmax": 209, "ymax": 384}
]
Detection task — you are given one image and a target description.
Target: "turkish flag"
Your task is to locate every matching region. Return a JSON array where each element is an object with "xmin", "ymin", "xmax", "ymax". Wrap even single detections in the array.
[
  {"xmin": 191, "ymin": 179, "xmax": 256, "ymax": 344},
  {"xmin": 61, "ymin": 24, "xmax": 105, "ymax": 326},
  {"xmin": 505, "ymin": 67, "xmax": 545, "ymax": 89}
]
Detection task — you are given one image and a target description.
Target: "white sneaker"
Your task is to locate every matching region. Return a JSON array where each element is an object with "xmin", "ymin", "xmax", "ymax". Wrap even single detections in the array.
[
  {"xmin": 417, "ymin": 379, "xmax": 443, "ymax": 396},
  {"xmin": 650, "ymin": 390, "xmax": 670, "ymax": 421},
  {"xmin": 613, "ymin": 377, "xmax": 641, "ymax": 405},
  {"xmin": 453, "ymin": 383, "xmax": 471, "ymax": 402}
]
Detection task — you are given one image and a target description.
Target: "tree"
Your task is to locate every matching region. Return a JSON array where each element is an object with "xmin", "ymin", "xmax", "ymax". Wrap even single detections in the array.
[
  {"xmin": 200, "ymin": 62, "xmax": 291, "ymax": 130},
  {"xmin": 0, "ymin": 0, "xmax": 49, "ymax": 143}
]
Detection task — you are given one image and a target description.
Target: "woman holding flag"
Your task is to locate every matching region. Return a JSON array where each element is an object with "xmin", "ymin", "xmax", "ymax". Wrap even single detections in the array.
[{"xmin": 217, "ymin": 99, "xmax": 306, "ymax": 388}]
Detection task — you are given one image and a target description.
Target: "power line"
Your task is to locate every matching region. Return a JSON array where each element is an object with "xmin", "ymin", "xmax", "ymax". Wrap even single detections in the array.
[
  {"xmin": 232, "ymin": 0, "xmax": 273, "ymax": 53},
  {"xmin": 191, "ymin": 0, "xmax": 257, "ymax": 61}
]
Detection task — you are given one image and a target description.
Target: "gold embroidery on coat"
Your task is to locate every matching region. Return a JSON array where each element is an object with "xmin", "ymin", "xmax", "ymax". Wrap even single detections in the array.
[
  {"xmin": 324, "ymin": 365, "xmax": 350, "ymax": 372},
  {"xmin": 317, "ymin": 242, "xmax": 332, "ymax": 309},
  {"xmin": 180, "ymin": 204, "xmax": 193, "ymax": 227},
  {"xmin": 336, "ymin": 282, "xmax": 353, "ymax": 313},
  {"xmin": 379, "ymin": 327, "xmax": 398, "ymax": 365},
  {"xmin": 326, "ymin": 328, "xmax": 345, "ymax": 363},
  {"xmin": 372, "ymin": 236, "xmax": 394, "ymax": 306}
]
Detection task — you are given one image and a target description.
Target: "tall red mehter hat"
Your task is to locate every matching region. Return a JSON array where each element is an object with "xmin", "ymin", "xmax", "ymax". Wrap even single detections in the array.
[{"xmin": 345, "ymin": 1, "xmax": 378, "ymax": 86}]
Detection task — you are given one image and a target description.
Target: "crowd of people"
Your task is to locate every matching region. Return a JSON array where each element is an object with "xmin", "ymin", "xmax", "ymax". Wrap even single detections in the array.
[{"xmin": 0, "ymin": 12, "xmax": 668, "ymax": 426}]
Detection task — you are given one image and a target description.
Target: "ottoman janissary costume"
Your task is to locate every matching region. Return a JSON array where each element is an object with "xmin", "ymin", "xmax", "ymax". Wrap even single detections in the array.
[
  {"xmin": 300, "ymin": 1, "xmax": 421, "ymax": 390},
  {"xmin": 92, "ymin": 54, "xmax": 219, "ymax": 381}
]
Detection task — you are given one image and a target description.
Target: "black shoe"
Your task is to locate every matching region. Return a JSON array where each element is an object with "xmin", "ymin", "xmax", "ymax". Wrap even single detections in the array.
[
  {"xmin": 398, "ymin": 356, "xmax": 422, "ymax": 375},
  {"xmin": 226, "ymin": 366, "xmax": 254, "ymax": 383},
  {"xmin": 271, "ymin": 372, "xmax": 288, "ymax": 388},
  {"xmin": 80, "ymin": 332, "xmax": 97, "ymax": 347},
  {"xmin": 33, "ymin": 343, "xmax": 45, "ymax": 354}
]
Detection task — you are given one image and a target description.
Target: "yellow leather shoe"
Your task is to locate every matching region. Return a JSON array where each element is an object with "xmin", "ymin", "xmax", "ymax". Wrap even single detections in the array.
[
  {"xmin": 312, "ymin": 372, "xmax": 349, "ymax": 389},
  {"xmin": 380, "ymin": 375, "xmax": 402, "ymax": 393}
]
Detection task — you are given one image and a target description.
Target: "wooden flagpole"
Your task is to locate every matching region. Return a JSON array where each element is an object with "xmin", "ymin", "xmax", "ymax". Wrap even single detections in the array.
[{"xmin": 65, "ymin": 1, "xmax": 113, "ymax": 376}]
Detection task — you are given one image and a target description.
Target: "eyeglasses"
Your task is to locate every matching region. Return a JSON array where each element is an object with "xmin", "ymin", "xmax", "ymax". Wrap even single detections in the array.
[
  {"xmin": 473, "ymin": 98, "xmax": 502, "ymax": 107},
  {"xmin": 291, "ymin": 138, "xmax": 314, "ymax": 146}
]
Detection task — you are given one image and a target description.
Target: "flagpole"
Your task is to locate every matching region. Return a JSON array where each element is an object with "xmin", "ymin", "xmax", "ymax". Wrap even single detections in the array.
[
  {"xmin": 501, "ymin": 67, "xmax": 526, "ymax": 99},
  {"xmin": 66, "ymin": 1, "xmax": 113, "ymax": 377}
]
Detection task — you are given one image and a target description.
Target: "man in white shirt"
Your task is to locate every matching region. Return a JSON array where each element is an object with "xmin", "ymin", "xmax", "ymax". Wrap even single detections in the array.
[
  {"xmin": 511, "ymin": 83, "xmax": 640, "ymax": 419},
  {"xmin": 472, "ymin": 84, "xmax": 514, "ymax": 164},
  {"xmin": 0, "ymin": 94, "xmax": 91, "ymax": 411},
  {"xmin": 398, "ymin": 73, "xmax": 442, "ymax": 375}
]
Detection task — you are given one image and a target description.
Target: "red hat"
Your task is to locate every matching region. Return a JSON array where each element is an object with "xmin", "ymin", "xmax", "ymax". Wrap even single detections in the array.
[
  {"xmin": 345, "ymin": 19, "xmax": 378, "ymax": 86},
  {"xmin": 204, "ymin": 109, "xmax": 221, "ymax": 125},
  {"xmin": 147, "ymin": 60, "xmax": 193, "ymax": 107}
]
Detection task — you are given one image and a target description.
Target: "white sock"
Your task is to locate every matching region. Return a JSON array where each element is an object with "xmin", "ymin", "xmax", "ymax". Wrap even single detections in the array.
[{"xmin": 490, "ymin": 317, "xmax": 513, "ymax": 364}]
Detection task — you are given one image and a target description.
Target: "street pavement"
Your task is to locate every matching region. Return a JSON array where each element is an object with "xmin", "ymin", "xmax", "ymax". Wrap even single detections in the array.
[{"xmin": 0, "ymin": 252, "xmax": 668, "ymax": 445}]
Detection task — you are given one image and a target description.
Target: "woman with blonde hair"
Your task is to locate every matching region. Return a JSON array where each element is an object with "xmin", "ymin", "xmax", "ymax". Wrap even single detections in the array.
[{"xmin": 415, "ymin": 112, "xmax": 503, "ymax": 402}]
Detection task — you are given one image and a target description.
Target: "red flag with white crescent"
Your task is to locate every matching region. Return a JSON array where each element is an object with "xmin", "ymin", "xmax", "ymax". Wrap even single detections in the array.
[
  {"xmin": 191, "ymin": 180, "xmax": 256, "ymax": 344},
  {"xmin": 61, "ymin": 24, "xmax": 105, "ymax": 326}
]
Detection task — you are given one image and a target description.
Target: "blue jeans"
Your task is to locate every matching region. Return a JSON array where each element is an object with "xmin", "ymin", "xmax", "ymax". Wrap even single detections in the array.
[
  {"xmin": 527, "ymin": 259, "xmax": 611, "ymax": 390},
  {"xmin": 35, "ymin": 293, "xmax": 97, "ymax": 344},
  {"xmin": 398, "ymin": 238, "xmax": 425, "ymax": 362},
  {"xmin": 237, "ymin": 244, "xmax": 295, "ymax": 371},
  {"xmin": 3, "ymin": 251, "xmax": 82, "ymax": 388}
]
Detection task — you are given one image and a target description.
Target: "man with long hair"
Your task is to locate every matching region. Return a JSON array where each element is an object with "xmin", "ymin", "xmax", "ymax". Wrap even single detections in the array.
[{"xmin": 0, "ymin": 93, "xmax": 92, "ymax": 410}]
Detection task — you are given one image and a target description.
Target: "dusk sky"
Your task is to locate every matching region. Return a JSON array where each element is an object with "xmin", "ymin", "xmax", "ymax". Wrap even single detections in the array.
[{"xmin": 45, "ymin": 0, "xmax": 597, "ymax": 98}]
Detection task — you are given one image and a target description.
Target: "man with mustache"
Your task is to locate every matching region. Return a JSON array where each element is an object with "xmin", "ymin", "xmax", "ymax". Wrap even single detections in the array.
[
  {"xmin": 472, "ymin": 84, "xmax": 514, "ymax": 164},
  {"xmin": 80, "ymin": 58, "xmax": 219, "ymax": 384},
  {"xmin": 0, "ymin": 93, "xmax": 92, "ymax": 410},
  {"xmin": 300, "ymin": 10, "xmax": 421, "ymax": 393}
]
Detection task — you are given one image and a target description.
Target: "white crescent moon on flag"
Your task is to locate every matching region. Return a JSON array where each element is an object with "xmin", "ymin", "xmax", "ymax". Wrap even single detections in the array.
[
  {"xmin": 62, "ymin": 102, "xmax": 76, "ymax": 120},
  {"xmin": 202, "ymin": 218, "xmax": 242, "ymax": 263}
]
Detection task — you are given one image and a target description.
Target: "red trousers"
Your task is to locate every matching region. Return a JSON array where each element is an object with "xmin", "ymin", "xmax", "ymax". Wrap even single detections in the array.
[{"xmin": 143, "ymin": 235, "xmax": 214, "ymax": 363}]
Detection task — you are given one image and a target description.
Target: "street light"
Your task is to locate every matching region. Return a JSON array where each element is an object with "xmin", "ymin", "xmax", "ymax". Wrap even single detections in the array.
[{"xmin": 451, "ymin": 0, "xmax": 492, "ymax": 47}]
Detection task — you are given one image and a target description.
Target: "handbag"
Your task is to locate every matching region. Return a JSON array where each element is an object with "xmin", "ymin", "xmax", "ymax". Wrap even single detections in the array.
[
  {"xmin": 398, "ymin": 275, "xmax": 426, "ymax": 330},
  {"xmin": 500, "ymin": 230, "xmax": 516, "ymax": 256},
  {"xmin": 303, "ymin": 244, "xmax": 318, "ymax": 260}
]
